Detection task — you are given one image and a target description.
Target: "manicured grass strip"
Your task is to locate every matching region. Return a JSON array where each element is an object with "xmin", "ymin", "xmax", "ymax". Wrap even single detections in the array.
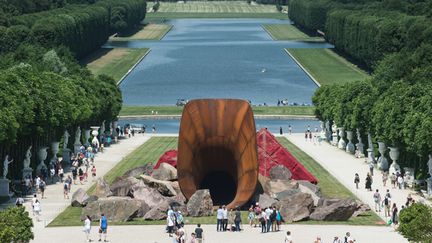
[
  {"xmin": 286, "ymin": 48, "xmax": 369, "ymax": 86},
  {"xmin": 263, "ymin": 24, "xmax": 323, "ymax": 41},
  {"xmin": 276, "ymin": 137, "xmax": 383, "ymax": 226},
  {"xmin": 120, "ymin": 106, "xmax": 315, "ymax": 116},
  {"xmin": 148, "ymin": 1, "xmax": 279, "ymax": 13},
  {"xmin": 111, "ymin": 24, "xmax": 172, "ymax": 41},
  {"xmin": 146, "ymin": 12, "xmax": 288, "ymax": 19},
  {"xmin": 83, "ymin": 48, "xmax": 149, "ymax": 82}
]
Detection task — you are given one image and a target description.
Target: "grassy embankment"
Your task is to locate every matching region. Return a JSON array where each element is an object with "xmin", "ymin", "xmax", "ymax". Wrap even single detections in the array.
[
  {"xmin": 83, "ymin": 23, "xmax": 171, "ymax": 82},
  {"xmin": 110, "ymin": 24, "xmax": 172, "ymax": 41},
  {"xmin": 262, "ymin": 24, "xmax": 323, "ymax": 42},
  {"xmin": 49, "ymin": 137, "xmax": 382, "ymax": 227},
  {"xmin": 119, "ymin": 105, "xmax": 315, "ymax": 117},
  {"xmin": 83, "ymin": 48, "xmax": 149, "ymax": 82},
  {"xmin": 286, "ymin": 48, "xmax": 370, "ymax": 86},
  {"xmin": 146, "ymin": 1, "xmax": 288, "ymax": 20}
]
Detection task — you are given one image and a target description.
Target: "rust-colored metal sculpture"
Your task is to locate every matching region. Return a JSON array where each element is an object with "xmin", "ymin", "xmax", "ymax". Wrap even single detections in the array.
[{"xmin": 177, "ymin": 99, "xmax": 258, "ymax": 208}]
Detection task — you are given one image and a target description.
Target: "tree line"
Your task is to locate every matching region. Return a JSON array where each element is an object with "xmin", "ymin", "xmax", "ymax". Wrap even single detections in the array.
[
  {"xmin": 291, "ymin": 0, "xmax": 432, "ymax": 178},
  {"xmin": 0, "ymin": 0, "xmax": 147, "ymax": 58}
]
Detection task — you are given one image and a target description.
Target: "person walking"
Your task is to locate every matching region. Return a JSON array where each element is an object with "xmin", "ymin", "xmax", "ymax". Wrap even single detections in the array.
[
  {"xmin": 63, "ymin": 180, "xmax": 69, "ymax": 199},
  {"xmin": 391, "ymin": 203, "xmax": 398, "ymax": 226},
  {"xmin": 189, "ymin": 233, "xmax": 198, "ymax": 243},
  {"xmin": 279, "ymin": 127, "xmax": 283, "ymax": 135},
  {"xmin": 234, "ymin": 207, "xmax": 242, "ymax": 232},
  {"xmin": 39, "ymin": 179, "xmax": 46, "ymax": 199},
  {"xmin": 275, "ymin": 207, "xmax": 282, "ymax": 231},
  {"xmin": 31, "ymin": 194, "xmax": 37, "ymax": 215},
  {"xmin": 288, "ymin": 125, "xmax": 292, "ymax": 135},
  {"xmin": 390, "ymin": 173, "xmax": 397, "ymax": 188},
  {"xmin": 91, "ymin": 166, "xmax": 97, "ymax": 181},
  {"xmin": 383, "ymin": 194, "xmax": 391, "ymax": 217},
  {"xmin": 398, "ymin": 175, "xmax": 404, "ymax": 189},
  {"xmin": 84, "ymin": 215, "xmax": 92, "ymax": 242},
  {"xmin": 354, "ymin": 173, "xmax": 360, "ymax": 189},
  {"xmin": 194, "ymin": 224, "xmax": 203, "ymax": 243},
  {"xmin": 98, "ymin": 213, "xmax": 108, "ymax": 242},
  {"xmin": 265, "ymin": 206, "xmax": 272, "ymax": 232},
  {"xmin": 216, "ymin": 206, "xmax": 223, "ymax": 231},
  {"xmin": 222, "ymin": 205, "xmax": 228, "ymax": 231},
  {"xmin": 365, "ymin": 173, "xmax": 372, "ymax": 191},
  {"xmin": 260, "ymin": 209, "xmax": 266, "ymax": 233},
  {"xmin": 373, "ymin": 189, "xmax": 382, "ymax": 212},
  {"xmin": 369, "ymin": 162, "xmax": 374, "ymax": 176},
  {"xmin": 382, "ymin": 172, "xmax": 388, "ymax": 187},
  {"xmin": 248, "ymin": 207, "xmax": 254, "ymax": 227},
  {"xmin": 33, "ymin": 199, "xmax": 42, "ymax": 222}
]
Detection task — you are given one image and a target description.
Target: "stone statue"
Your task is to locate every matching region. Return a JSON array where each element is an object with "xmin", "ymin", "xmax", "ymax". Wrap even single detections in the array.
[
  {"xmin": 428, "ymin": 154, "xmax": 432, "ymax": 177},
  {"xmin": 63, "ymin": 130, "xmax": 70, "ymax": 149},
  {"xmin": 2, "ymin": 155, "xmax": 14, "ymax": 179},
  {"xmin": 23, "ymin": 146, "xmax": 32, "ymax": 169},
  {"xmin": 74, "ymin": 127, "xmax": 81, "ymax": 145},
  {"xmin": 355, "ymin": 129, "xmax": 365, "ymax": 157}
]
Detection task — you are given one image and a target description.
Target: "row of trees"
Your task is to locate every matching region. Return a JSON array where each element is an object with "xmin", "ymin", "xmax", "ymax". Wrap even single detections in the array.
[
  {"xmin": 289, "ymin": 0, "xmax": 432, "ymax": 69},
  {"xmin": 0, "ymin": 0, "xmax": 147, "ymax": 57},
  {"xmin": 313, "ymin": 44, "xmax": 432, "ymax": 177},
  {"xmin": 0, "ymin": 44, "xmax": 122, "ymax": 179}
]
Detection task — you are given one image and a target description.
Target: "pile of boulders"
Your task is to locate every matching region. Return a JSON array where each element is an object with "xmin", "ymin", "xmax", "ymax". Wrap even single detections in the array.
[
  {"xmin": 71, "ymin": 163, "xmax": 213, "ymax": 222},
  {"xmin": 71, "ymin": 162, "xmax": 369, "ymax": 222},
  {"xmin": 254, "ymin": 165, "xmax": 369, "ymax": 222}
]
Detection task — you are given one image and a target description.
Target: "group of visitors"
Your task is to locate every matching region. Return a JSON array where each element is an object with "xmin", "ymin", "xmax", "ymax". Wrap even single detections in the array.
[
  {"xmin": 165, "ymin": 206, "xmax": 204, "ymax": 243},
  {"xmin": 284, "ymin": 231, "xmax": 355, "ymax": 243}
]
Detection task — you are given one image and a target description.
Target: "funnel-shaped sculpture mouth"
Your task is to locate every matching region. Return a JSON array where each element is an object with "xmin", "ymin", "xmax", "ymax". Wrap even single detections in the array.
[{"xmin": 177, "ymin": 99, "xmax": 258, "ymax": 208}]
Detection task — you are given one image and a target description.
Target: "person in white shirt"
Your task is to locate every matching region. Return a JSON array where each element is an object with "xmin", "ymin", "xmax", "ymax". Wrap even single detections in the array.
[
  {"xmin": 31, "ymin": 194, "xmax": 37, "ymax": 215},
  {"xmin": 35, "ymin": 176, "xmax": 41, "ymax": 193},
  {"xmin": 33, "ymin": 199, "xmax": 41, "ymax": 222},
  {"xmin": 83, "ymin": 215, "xmax": 92, "ymax": 242},
  {"xmin": 284, "ymin": 231, "xmax": 293, "ymax": 243},
  {"xmin": 265, "ymin": 207, "xmax": 273, "ymax": 232},
  {"xmin": 222, "ymin": 205, "xmax": 228, "ymax": 231},
  {"xmin": 216, "ymin": 206, "xmax": 223, "ymax": 231}
]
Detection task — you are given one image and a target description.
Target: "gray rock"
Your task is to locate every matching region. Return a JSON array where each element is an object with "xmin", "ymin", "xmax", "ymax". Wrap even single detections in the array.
[
  {"xmin": 71, "ymin": 188, "xmax": 90, "ymax": 207},
  {"xmin": 309, "ymin": 198, "xmax": 357, "ymax": 221},
  {"xmin": 169, "ymin": 181, "xmax": 182, "ymax": 195},
  {"xmin": 151, "ymin": 163, "xmax": 177, "ymax": 181},
  {"xmin": 264, "ymin": 179, "xmax": 299, "ymax": 196},
  {"xmin": 94, "ymin": 178, "xmax": 112, "ymax": 198},
  {"xmin": 275, "ymin": 189, "xmax": 300, "ymax": 201},
  {"xmin": 186, "ymin": 189, "xmax": 213, "ymax": 217},
  {"xmin": 258, "ymin": 193, "xmax": 278, "ymax": 208},
  {"xmin": 352, "ymin": 201, "xmax": 371, "ymax": 217},
  {"xmin": 82, "ymin": 197, "xmax": 141, "ymax": 222},
  {"xmin": 110, "ymin": 176, "xmax": 142, "ymax": 197},
  {"xmin": 297, "ymin": 180, "xmax": 322, "ymax": 197},
  {"xmin": 144, "ymin": 201, "xmax": 169, "ymax": 220},
  {"xmin": 269, "ymin": 165, "xmax": 292, "ymax": 180},
  {"xmin": 273, "ymin": 192, "xmax": 314, "ymax": 222},
  {"xmin": 140, "ymin": 175, "xmax": 177, "ymax": 197},
  {"xmin": 132, "ymin": 184, "xmax": 167, "ymax": 208},
  {"xmin": 122, "ymin": 164, "xmax": 154, "ymax": 178},
  {"xmin": 136, "ymin": 200, "xmax": 151, "ymax": 218},
  {"xmin": 298, "ymin": 184, "xmax": 321, "ymax": 206},
  {"xmin": 317, "ymin": 198, "xmax": 343, "ymax": 207},
  {"xmin": 82, "ymin": 195, "xmax": 98, "ymax": 205}
]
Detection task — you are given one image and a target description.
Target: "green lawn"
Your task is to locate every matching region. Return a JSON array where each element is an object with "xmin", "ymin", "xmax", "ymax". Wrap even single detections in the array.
[
  {"xmin": 263, "ymin": 24, "xmax": 323, "ymax": 41},
  {"xmin": 50, "ymin": 136, "xmax": 382, "ymax": 227},
  {"xmin": 120, "ymin": 106, "xmax": 315, "ymax": 116},
  {"xmin": 145, "ymin": 1, "xmax": 287, "ymax": 19},
  {"xmin": 83, "ymin": 48, "xmax": 149, "ymax": 82},
  {"xmin": 286, "ymin": 48, "xmax": 369, "ymax": 86},
  {"xmin": 111, "ymin": 24, "xmax": 172, "ymax": 41}
]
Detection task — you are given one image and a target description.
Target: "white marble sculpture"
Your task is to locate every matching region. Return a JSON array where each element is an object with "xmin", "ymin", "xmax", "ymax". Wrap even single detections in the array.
[
  {"xmin": 63, "ymin": 130, "xmax": 70, "ymax": 149},
  {"xmin": 2, "ymin": 155, "xmax": 14, "ymax": 179},
  {"xmin": 331, "ymin": 123, "xmax": 338, "ymax": 146},
  {"xmin": 23, "ymin": 146, "xmax": 32, "ymax": 169},
  {"xmin": 388, "ymin": 147, "xmax": 401, "ymax": 175},
  {"xmin": 377, "ymin": 142, "xmax": 389, "ymax": 170},
  {"xmin": 428, "ymin": 154, "xmax": 432, "ymax": 177},
  {"xmin": 74, "ymin": 127, "xmax": 81, "ymax": 145},
  {"xmin": 355, "ymin": 129, "xmax": 365, "ymax": 158},
  {"xmin": 346, "ymin": 130, "xmax": 355, "ymax": 154},
  {"xmin": 338, "ymin": 127, "xmax": 346, "ymax": 150},
  {"xmin": 84, "ymin": 129, "xmax": 91, "ymax": 146}
]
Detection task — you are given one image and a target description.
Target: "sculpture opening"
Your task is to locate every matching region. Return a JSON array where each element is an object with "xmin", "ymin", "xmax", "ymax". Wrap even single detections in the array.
[{"xmin": 177, "ymin": 99, "xmax": 258, "ymax": 208}]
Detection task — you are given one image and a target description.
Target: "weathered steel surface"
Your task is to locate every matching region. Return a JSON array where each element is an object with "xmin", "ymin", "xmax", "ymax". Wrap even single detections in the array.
[{"xmin": 177, "ymin": 99, "xmax": 258, "ymax": 208}]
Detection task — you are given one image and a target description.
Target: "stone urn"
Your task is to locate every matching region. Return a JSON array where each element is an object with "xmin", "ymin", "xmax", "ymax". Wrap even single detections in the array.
[
  {"xmin": 345, "ymin": 131, "xmax": 355, "ymax": 154},
  {"xmin": 36, "ymin": 147, "xmax": 48, "ymax": 174},
  {"xmin": 355, "ymin": 128, "xmax": 365, "ymax": 157},
  {"xmin": 367, "ymin": 148, "xmax": 375, "ymax": 164},
  {"xmin": 337, "ymin": 127, "xmax": 346, "ymax": 150},
  {"xmin": 377, "ymin": 142, "xmax": 389, "ymax": 171},
  {"xmin": 331, "ymin": 124, "xmax": 338, "ymax": 146},
  {"xmin": 84, "ymin": 129, "xmax": 91, "ymax": 146},
  {"xmin": 91, "ymin": 126, "xmax": 100, "ymax": 147},
  {"xmin": 50, "ymin": 141, "xmax": 60, "ymax": 165},
  {"xmin": 388, "ymin": 147, "xmax": 401, "ymax": 175}
]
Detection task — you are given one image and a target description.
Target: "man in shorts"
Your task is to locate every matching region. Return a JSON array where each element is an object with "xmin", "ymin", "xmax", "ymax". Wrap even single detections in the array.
[
  {"xmin": 99, "ymin": 213, "xmax": 108, "ymax": 242},
  {"xmin": 194, "ymin": 224, "xmax": 203, "ymax": 243}
]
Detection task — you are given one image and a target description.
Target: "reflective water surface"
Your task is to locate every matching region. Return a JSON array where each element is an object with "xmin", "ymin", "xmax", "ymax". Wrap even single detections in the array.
[{"xmin": 107, "ymin": 19, "xmax": 332, "ymax": 105}]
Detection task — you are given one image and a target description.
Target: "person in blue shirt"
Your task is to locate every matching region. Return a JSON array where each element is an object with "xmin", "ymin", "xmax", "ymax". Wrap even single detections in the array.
[{"xmin": 99, "ymin": 213, "xmax": 108, "ymax": 242}]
